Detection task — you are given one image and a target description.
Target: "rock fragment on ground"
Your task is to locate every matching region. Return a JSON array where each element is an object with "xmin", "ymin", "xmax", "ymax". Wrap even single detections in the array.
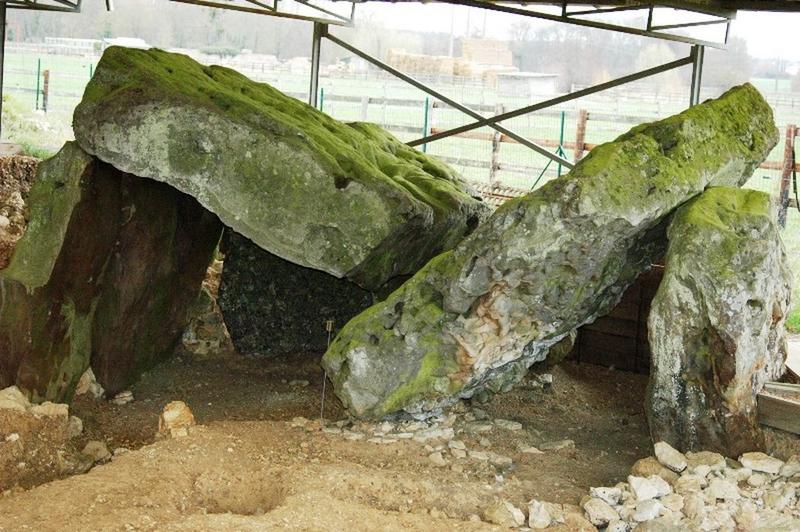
[
  {"xmin": 654, "ymin": 441, "xmax": 687, "ymax": 473},
  {"xmin": 322, "ymin": 83, "xmax": 778, "ymax": 418},
  {"xmin": 580, "ymin": 444, "xmax": 800, "ymax": 530},
  {"xmin": 158, "ymin": 401, "xmax": 196, "ymax": 439},
  {"xmin": 81, "ymin": 441, "xmax": 111, "ymax": 463},
  {"xmin": 483, "ymin": 499, "xmax": 525, "ymax": 527}
]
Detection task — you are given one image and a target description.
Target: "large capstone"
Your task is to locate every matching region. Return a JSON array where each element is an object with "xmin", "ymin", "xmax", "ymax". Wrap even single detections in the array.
[
  {"xmin": 0, "ymin": 142, "xmax": 222, "ymax": 401},
  {"xmin": 321, "ymin": 84, "xmax": 779, "ymax": 419},
  {"xmin": 646, "ymin": 187, "xmax": 792, "ymax": 457},
  {"xmin": 73, "ymin": 46, "xmax": 488, "ymax": 290},
  {"xmin": 218, "ymin": 230, "xmax": 403, "ymax": 357}
]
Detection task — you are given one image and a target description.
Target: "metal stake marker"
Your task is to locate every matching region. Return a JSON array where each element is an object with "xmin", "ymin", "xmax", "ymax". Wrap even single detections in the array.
[{"xmin": 320, "ymin": 319, "xmax": 334, "ymax": 423}]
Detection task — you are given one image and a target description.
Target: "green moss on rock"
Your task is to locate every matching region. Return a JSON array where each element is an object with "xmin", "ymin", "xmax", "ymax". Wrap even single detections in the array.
[
  {"xmin": 73, "ymin": 46, "xmax": 488, "ymax": 289},
  {"xmin": 322, "ymin": 84, "xmax": 779, "ymax": 419},
  {"xmin": 647, "ymin": 187, "xmax": 792, "ymax": 456},
  {"xmin": 0, "ymin": 142, "xmax": 222, "ymax": 402}
]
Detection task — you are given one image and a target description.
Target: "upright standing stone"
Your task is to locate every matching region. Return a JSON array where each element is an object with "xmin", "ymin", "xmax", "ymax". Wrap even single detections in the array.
[
  {"xmin": 322, "ymin": 84, "xmax": 778, "ymax": 418},
  {"xmin": 647, "ymin": 187, "xmax": 792, "ymax": 456},
  {"xmin": 0, "ymin": 142, "xmax": 222, "ymax": 401}
]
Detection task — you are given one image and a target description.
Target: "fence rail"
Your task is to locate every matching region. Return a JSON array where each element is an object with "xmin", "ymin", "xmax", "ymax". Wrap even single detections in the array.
[{"xmin": 1, "ymin": 55, "xmax": 794, "ymax": 203}]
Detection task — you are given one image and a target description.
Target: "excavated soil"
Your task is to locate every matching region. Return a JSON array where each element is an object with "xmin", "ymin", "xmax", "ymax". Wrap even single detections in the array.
[{"xmin": 0, "ymin": 350, "xmax": 654, "ymax": 531}]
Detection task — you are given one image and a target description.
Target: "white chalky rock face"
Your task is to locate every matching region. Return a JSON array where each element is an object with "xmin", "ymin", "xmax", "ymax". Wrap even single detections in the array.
[
  {"xmin": 628, "ymin": 475, "xmax": 672, "ymax": 500},
  {"xmin": 583, "ymin": 497, "xmax": 620, "ymax": 526},
  {"xmin": 739, "ymin": 452, "xmax": 784, "ymax": 475},
  {"xmin": 780, "ymin": 456, "xmax": 800, "ymax": 477},
  {"xmin": 590, "ymin": 486, "xmax": 622, "ymax": 506},
  {"xmin": 706, "ymin": 478, "xmax": 740, "ymax": 501},
  {"xmin": 483, "ymin": 500, "xmax": 525, "ymax": 527},
  {"xmin": 633, "ymin": 499, "xmax": 663, "ymax": 522},
  {"xmin": 654, "ymin": 441, "xmax": 687, "ymax": 472},
  {"xmin": 527, "ymin": 499, "xmax": 552, "ymax": 529}
]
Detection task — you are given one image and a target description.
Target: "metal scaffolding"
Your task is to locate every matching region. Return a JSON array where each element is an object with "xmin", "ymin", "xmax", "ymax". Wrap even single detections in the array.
[
  {"xmin": 0, "ymin": 0, "xmax": 756, "ymax": 151},
  {"xmin": 305, "ymin": 2, "xmax": 733, "ymax": 169}
]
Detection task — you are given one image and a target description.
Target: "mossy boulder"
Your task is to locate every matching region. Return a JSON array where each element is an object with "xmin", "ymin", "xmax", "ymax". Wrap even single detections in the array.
[
  {"xmin": 321, "ymin": 84, "xmax": 779, "ymax": 419},
  {"xmin": 72, "ymin": 46, "xmax": 488, "ymax": 290},
  {"xmin": 0, "ymin": 142, "xmax": 222, "ymax": 401},
  {"xmin": 646, "ymin": 187, "xmax": 792, "ymax": 456}
]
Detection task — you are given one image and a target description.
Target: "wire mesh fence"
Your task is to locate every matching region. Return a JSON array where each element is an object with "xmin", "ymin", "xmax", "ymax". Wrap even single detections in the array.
[{"xmin": 0, "ymin": 44, "xmax": 795, "ymax": 199}]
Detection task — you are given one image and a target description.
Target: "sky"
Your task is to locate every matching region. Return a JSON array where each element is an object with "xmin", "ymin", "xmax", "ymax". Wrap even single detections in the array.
[{"xmin": 352, "ymin": 3, "xmax": 800, "ymax": 61}]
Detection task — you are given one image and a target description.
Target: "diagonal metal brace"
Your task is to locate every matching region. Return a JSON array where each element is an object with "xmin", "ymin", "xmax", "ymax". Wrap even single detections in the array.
[
  {"xmin": 408, "ymin": 55, "xmax": 694, "ymax": 148},
  {"xmin": 323, "ymin": 29, "xmax": 574, "ymax": 169}
]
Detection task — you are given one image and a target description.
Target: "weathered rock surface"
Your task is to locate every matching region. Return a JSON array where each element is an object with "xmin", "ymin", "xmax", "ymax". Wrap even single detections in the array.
[
  {"xmin": 322, "ymin": 84, "xmax": 778, "ymax": 418},
  {"xmin": 0, "ymin": 142, "xmax": 222, "ymax": 401},
  {"xmin": 647, "ymin": 187, "xmax": 792, "ymax": 456},
  {"xmin": 0, "ymin": 155, "xmax": 38, "ymax": 269},
  {"xmin": 73, "ymin": 46, "xmax": 488, "ymax": 290},
  {"xmin": 218, "ymin": 230, "xmax": 403, "ymax": 356}
]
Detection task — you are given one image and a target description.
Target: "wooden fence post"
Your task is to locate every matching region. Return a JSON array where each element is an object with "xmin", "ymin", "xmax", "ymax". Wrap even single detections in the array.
[
  {"xmin": 489, "ymin": 103, "xmax": 504, "ymax": 186},
  {"xmin": 778, "ymin": 124, "xmax": 797, "ymax": 228},
  {"xmin": 42, "ymin": 70, "xmax": 50, "ymax": 113},
  {"xmin": 574, "ymin": 109, "xmax": 589, "ymax": 163}
]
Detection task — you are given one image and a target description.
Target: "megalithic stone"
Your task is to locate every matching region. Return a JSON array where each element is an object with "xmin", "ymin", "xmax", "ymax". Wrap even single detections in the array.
[
  {"xmin": 0, "ymin": 142, "xmax": 222, "ymax": 401},
  {"xmin": 72, "ymin": 46, "xmax": 489, "ymax": 290},
  {"xmin": 647, "ymin": 187, "xmax": 792, "ymax": 457},
  {"xmin": 321, "ymin": 84, "xmax": 779, "ymax": 419}
]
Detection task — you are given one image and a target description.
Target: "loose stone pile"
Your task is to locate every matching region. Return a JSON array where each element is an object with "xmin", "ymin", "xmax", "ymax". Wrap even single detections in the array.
[
  {"xmin": 286, "ymin": 375, "xmax": 579, "ymax": 476},
  {"xmin": 574, "ymin": 442, "xmax": 800, "ymax": 531}
]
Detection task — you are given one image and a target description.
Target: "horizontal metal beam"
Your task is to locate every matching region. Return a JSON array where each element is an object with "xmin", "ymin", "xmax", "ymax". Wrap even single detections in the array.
[
  {"xmin": 324, "ymin": 29, "xmax": 574, "ymax": 169},
  {"xmin": 649, "ymin": 18, "xmax": 729, "ymax": 31},
  {"xmin": 565, "ymin": 4, "xmax": 651, "ymax": 16},
  {"xmin": 408, "ymin": 54, "xmax": 693, "ymax": 147},
  {"xmin": 169, "ymin": 0, "xmax": 353, "ymax": 25},
  {"xmin": 2, "ymin": 0, "xmax": 81, "ymax": 11},
  {"xmin": 436, "ymin": 0, "xmax": 727, "ymax": 49},
  {"xmin": 294, "ymin": 0, "xmax": 353, "ymax": 22}
]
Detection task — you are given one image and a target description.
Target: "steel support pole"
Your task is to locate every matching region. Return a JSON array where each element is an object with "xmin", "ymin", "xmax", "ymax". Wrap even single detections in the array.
[
  {"xmin": 0, "ymin": 4, "xmax": 6, "ymax": 140},
  {"xmin": 309, "ymin": 22, "xmax": 324, "ymax": 108},
  {"xmin": 689, "ymin": 45, "xmax": 705, "ymax": 107},
  {"xmin": 409, "ymin": 55, "xmax": 693, "ymax": 147},
  {"xmin": 324, "ymin": 31, "xmax": 574, "ymax": 169}
]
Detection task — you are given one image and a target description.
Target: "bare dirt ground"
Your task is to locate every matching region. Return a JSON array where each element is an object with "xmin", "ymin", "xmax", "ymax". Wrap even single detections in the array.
[{"xmin": 0, "ymin": 345, "xmax": 655, "ymax": 531}]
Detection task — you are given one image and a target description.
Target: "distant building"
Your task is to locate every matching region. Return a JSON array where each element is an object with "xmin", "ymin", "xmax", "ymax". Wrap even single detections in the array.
[
  {"xmin": 460, "ymin": 38, "xmax": 514, "ymax": 68},
  {"xmin": 43, "ymin": 37, "xmax": 102, "ymax": 55},
  {"xmin": 102, "ymin": 37, "xmax": 150, "ymax": 50},
  {"xmin": 497, "ymin": 72, "xmax": 559, "ymax": 98},
  {"xmin": 386, "ymin": 38, "xmax": 519, "ymax": 82}
]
